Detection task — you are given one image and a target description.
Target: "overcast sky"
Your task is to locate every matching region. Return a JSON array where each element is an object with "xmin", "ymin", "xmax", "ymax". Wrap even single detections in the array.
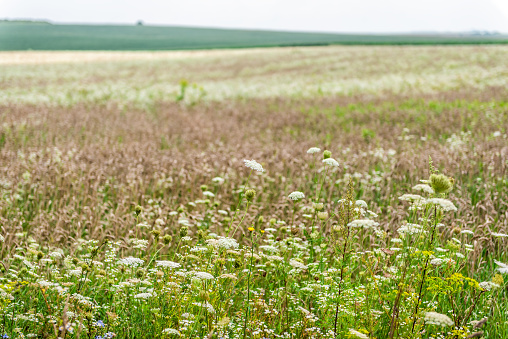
[{"xmin": 2, "ymin": 0, "xmax": 508, "ymax": 33}]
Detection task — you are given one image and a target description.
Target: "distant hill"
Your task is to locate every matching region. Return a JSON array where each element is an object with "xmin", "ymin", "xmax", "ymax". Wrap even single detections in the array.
[{"xmin": 1, "ymin": 21, "xmax": 507, "ymax": 51}]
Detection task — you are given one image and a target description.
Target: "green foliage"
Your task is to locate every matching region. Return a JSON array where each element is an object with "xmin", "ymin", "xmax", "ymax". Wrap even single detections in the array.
[{"xmin": 0, "ymin": 22, "xmax": 507, "ymax": 51}]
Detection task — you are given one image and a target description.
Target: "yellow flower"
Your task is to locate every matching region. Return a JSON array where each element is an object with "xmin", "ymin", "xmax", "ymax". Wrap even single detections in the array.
[{"xmin": 248, "ymin": 227, "xmax": 255, "ymax": 232}]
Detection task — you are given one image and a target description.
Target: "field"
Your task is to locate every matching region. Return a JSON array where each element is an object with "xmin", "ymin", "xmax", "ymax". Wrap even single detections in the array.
[
  {"xmin": 0, "ymin": 46, "xmax": 508, "ymax": 339},
  {"xmin": 1, "ymin": 21, "xmax": 508, "ymax": 51}
]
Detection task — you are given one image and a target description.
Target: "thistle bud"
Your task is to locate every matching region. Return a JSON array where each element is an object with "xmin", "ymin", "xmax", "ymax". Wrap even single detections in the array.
[
  {"xmin": 134, "ymin": 205, "xmax": 143, "ymax": 216},
  {"xmin": 430, "ymin": 174, "xmax": 453, "ymax": 194},
  {"xmin": 323, "ymin": 150, "xmax": 332, "ymax": 159},
  {"xmin": 177, "ymin": 205, "xmax": 185, "ymax": 213},
  {"xmin": 245, "ymin": 189, "xmax": 256, "ymax": 202},
  {"xmin": 37, "ymin": 251, "xmax": 44, "ymax": 260},
  {"xmin": 200, "ymin": 185, "xmax": 208, "ymax": 191},
  {"xmin": 136, "ymin": 268, "xmax": 145, "ymax": 278},
  {"xmin": 257, "ymin": 216, "xmax": 264, "ymax": 224},
  {"xmin": 269, "ymin": 218, "xmax": 276, "ymax": 225}
]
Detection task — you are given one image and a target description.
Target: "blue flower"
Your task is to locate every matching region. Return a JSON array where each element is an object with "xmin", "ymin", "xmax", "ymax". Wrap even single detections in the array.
[{"xmin": 95, "ymin": 320, "xmax": 105, "ymax": 328}]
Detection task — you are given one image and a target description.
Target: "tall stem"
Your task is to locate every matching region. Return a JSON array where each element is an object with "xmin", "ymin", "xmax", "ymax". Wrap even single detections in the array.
[{"xmin": 410, "ymin": 205, "xmax": 438, "ymax": 333}]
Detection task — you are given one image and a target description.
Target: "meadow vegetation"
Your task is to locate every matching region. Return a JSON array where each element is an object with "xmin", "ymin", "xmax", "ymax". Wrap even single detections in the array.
[{"xmin": 0, "ymin": 46, "xmax": 507, "ymax": 338}]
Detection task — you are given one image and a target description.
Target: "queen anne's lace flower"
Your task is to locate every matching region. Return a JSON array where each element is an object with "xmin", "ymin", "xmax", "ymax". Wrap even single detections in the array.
[
  {"xmin": 194, "ymin": 272, "xmax": 214, "ymax": 280},
  {"xmin": 494, "ymin": 260, "xmax": 508, "ymax": 273},
  {"xmin": 155, "ymin": 260, "xmax": 181, "ymax": 269},
  {"xmin": 307, "ymin": 147, "xmax": 321, "ymax": 154},
  {"xmin": 134, "ymin": 292, "xmax": 153, "ymax": 299},
  {"xmin": 347, "ymin": 219, "xmax": 379, "ymax": 229},
  {"xmin": 288, "ymin": 191, "xmax": 305, "ymax": 201},
  {"xmin": 322, "ymin": 158, "xmax": 339, "ymax": 167},
  {"xmin": 412, "ymin": 184, "xmax": 434, "ymax": 194},
  {"xmin": 424, "ymin": 312, "xmax": 454, "ymax": 326},
  {"xmin": 427, "ymin": 198, "xmax": 457, "ymax": 212},
  {"xmin": 289, "ymin": 259, "xmax": 308, "ymax": 270},
  {"xmin": 162, "ymin": 328, "xmax": 181, "ymax": 335},
  {"xmin": 479, "ymin": 281, "xmax": 500, "ymax": 291},
  {"xmin": 243, "ymin": 159, "xmax": 264, "ymax": 172},
  {"xmin": 118, "ymin": 257, "xmax": 144, "ymax": 267},
  {"xmin": 349, "ymin": 329, "xmax": 369, "ymax": 339}
]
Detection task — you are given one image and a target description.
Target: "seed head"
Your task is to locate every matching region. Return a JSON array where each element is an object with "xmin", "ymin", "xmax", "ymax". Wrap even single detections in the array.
[
  {"xmin": 313, "ymin": 202, "xmax": 324, "ymax": 211},
  {"xmin": 200, "ymin": 185, "xmax": 208, "ymax": 191},
  {"xmin": 318, "ymin": 212, "xmax": 329, "ymax": 220},
  {"xmin": 163, "ymin": 235, "xmax": 173, "ymax": 245},
  {"xmin": 323, "ymin": 150, "xmax": 332, "ymax": 159},
  {"xmin": 430, "ymin": 174, "xmax": 453, "ymax": 194},
  {"xmin": 136, "ymin": 268, "xmax": 145, "ymax": 278},
  {"xmin": 134, "ymin": 205, "xmax": 143, "ymax": 216},
  {"xmin": 245, "ymin": 189, "xmax": 256, "ymax": 201},
  {"xmin": 179, "ymin": 226, "xmax": 188, "ymax": 238}
]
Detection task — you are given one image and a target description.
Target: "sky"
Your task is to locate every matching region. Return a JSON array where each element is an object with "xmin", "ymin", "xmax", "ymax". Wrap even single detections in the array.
[{"xmin": 2, "ymin": 0, "xmax": 508, "ymax": 34}]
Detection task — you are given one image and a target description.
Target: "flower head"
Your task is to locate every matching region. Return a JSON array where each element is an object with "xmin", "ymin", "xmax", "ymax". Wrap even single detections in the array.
[
  {"xmin": 288, "ymin": 191, "xmax": 305, "ymax": 201},
  {"xmin": 322, "ymin": 158, "xmax": 339, "ymax": 167},
  {"xmin": 424, "ymin": 312, "xmax": 454, "ymax": 326},
  {"xmin": 307, "ymin": 147, "xmax": 321, "ymax": 154},
  {"xmin": 427, "ymin": 198, "xmax": 457, "ymax": 212},
  {"xmin": 243, "ymin": 159, "xmax": 264, "ymax": 172},
  {"xmin": 155, "ymin": 261, "xmax": 181, "ymax": 269}
]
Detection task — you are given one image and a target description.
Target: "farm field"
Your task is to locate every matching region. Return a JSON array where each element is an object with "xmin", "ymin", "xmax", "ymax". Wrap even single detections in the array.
[
  {"xmin": 0, "ymin": 46, "xmax": 507, "ymax": 338},
  {"xmin": 1, "ymin": 21, "xmax": 508, "ymax": 51}
]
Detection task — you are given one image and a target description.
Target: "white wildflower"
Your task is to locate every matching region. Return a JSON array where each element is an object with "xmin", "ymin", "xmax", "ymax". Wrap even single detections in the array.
[
  {"xmin": 243, "ymin": 159, "xmax": 264, "ymax": 172},
  {"xmin": 348, "ymin": 219, "xmax": 379, "ymax": 229},
  {"xmin": 427, "ymin": 198, "xmax": 457, "ymax": 212},
  {"xmin": 212, "ymin": 177, "xmax": 225, "ymax": 184},
  {"xmin": 398, "ymin": 194, "xmax": 425, "ymax": 202},
  {"xmin": 479, "ymin": 281, "xmax": 500, "ymax": 291},
  {"xmin": 494, "ymin": 260, "xmax": 508, "ymax": 274},
  {"xmin": 397, "ymin": 223, "xmax": 426, "ymax": 235},
  {"xmin": 430, "ymin": 258, "xmax": 445, "ymax": 266},
  {"xmin": 203, "ymin": 191, "xmax": 215, "ymax": 198},
  {"xmin": 412, "ymin": 184, "xmax": 434, "ymax": 194},
  {"xmin": 118, "ymin": 257, "xmax": 144, "ymax": 267},
  {"xmin": 0, "ymin": 234, "xmax": 4, "ymax": 243},
  {"xmin": 216, "ymin": 237, "xmax": 239, "ymax": 250},
  {"xmin": 491, "ymin": 232, "xmax": 508, "ymax": 238},
  {"xmin": 355, "ymin": 200, "xmax": 368, "ymax": 209},
  {"xmin": 162, "ymin": 328, "xmax": 181, "ymax": 335},
  {"xmin": 460, "ymin": 230, "xmax": 474, "ymax": 235},
  {"xmin": 155, "ymin": 261, "xmax": 181, "ymax": 269},
  {"xmin": 130, "ymin": 238, "xmax": 149, "ymax": 250},
  {"xmin": 424, "ymin": 312, "xmax": 454, "ymax": 326},
  {"xmin": 288, "ymin": 191, "xmax": 305, "ymax": 201},
  {"xmin": 322, "ymin": 158, "xmax": 339, "ymax": 167},
  {"xmin": 194, "ymin": 272, "xmax": 214, "ymax": 280},
  {"xmin": 349, "ymin": 329, "xmax": 369, "ymax": 339},
  {"xmin": 134, "ymin": 292, "xmax": 153, "ymax": 299},
  {"xmin": 307, "ymin": 147, "xmax": 321, "ymax": 154},
  {"xmin": 267, "ymin": 255, "xmax": 284, "ymax": 262},
  {"xmin": 289, "ymin": 259, "xmax": 307, "ymax": 270}
]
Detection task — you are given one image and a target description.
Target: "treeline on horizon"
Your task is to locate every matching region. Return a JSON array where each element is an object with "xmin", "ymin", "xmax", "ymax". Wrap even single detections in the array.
[{"xmin": 1, "ymin": 20, "xmax": 507, "ymax": 51}]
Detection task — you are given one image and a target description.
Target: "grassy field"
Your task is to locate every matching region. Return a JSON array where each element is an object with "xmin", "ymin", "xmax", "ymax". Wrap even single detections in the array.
[
  {"xmin": 0, "ymin": 46, "xmax": 507, "ymax": 339},
  {"xmin": 1, "ymin": 21, "xmax": 508, "ymax": 51}
]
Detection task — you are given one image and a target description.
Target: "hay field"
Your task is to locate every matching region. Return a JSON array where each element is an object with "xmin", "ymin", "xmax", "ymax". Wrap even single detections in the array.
[{"xmin": 0, "ymin": 46, "xmax": 507, "ymax": 338}]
